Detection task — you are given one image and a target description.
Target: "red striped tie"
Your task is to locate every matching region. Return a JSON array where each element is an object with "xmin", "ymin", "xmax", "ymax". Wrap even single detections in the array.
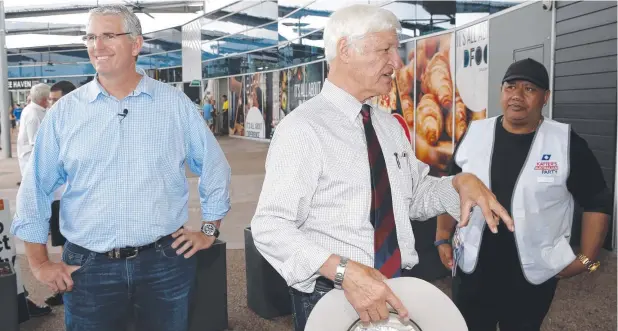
[{"xmin": 361, "ymin": 104, "xmax": 401, "ymax": 278}]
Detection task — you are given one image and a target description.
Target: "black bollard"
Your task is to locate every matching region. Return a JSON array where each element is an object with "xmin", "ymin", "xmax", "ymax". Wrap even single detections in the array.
[
  {"xmin": 244, "ymin": 227, "xmax": 291, "ymax": 319},
  {"xmin": 189, "ymin": 239, "xmax": 228, "ymax": 331},
  {"xmin": 0, "ymin": 261, "xmax": 18, "ymax": 331}
]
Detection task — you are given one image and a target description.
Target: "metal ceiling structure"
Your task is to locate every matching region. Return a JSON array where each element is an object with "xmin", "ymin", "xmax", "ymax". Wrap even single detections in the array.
[
  {"xmin": 4, "ymin": 1, "xmax": 204, "ymax": 19},
  {"xmin": 4, "ymin": 0, "xmax": 525, "ymax": 67}
]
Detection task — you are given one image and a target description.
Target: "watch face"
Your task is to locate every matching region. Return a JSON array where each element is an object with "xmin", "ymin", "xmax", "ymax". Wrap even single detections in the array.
[{"xmin": 202, "ymin": 223, "xmax": 216, "ymax": 236}]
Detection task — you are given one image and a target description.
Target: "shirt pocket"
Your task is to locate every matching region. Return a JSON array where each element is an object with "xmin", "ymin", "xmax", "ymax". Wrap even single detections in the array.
[{"xmin": 397, "ymin": 167, "xmax": 414, "ymax": 200}]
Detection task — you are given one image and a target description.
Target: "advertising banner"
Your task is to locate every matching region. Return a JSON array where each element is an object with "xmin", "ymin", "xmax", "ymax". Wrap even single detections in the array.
[
  {"xmin": 272, "ymin": 69, "xmax": 289, "ymax": 136},
  {"xmin": 229, "ymin": 75, "xmax": 245, "ymax": 136},
  {"xmin": 270, "ymin": 72, "xmax": 281, "ymax": 139},
  {"xmin": 265, "ymin": 72, "xmax": 274, "ymax": 139},
  {"xmin": 287, "ymin": 62, "xmax": 323, "ymax": 112},
  {"xmin": 455, "ymin": 20, "xmax": 489, "ymax": 135},
  {"xmin": 415, "ymin": 33, "xmax": 456, "ymax": 176},
  {"xmin": 244, "ymin": 73, "xmax": 267, "ymax": 139},
  {"xmin": 0, "ymin": 200, "xmax": 25, "ymax": 294}
]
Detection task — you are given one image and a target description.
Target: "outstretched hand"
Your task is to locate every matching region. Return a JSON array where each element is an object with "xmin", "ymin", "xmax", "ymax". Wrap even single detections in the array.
[{"xmin": 453, "ymin": 173, "xmax": 514, "ymax": 233}]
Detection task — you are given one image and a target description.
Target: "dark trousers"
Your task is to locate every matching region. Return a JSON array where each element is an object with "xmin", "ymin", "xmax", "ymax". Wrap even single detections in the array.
[
  {"xmin": 222, "ymin": 112, "xmax": 229, "ymax": 134},
  {"xmin": 62, "ymin": 236, "xmax": 197, "ymax": 331},
  {"xmin": 289, "ymin": 278, "xmax": 334, "ymax": 331},
  {"xmin": 452, "ymin": 266, "xmax": 559, "ymax": 331}
]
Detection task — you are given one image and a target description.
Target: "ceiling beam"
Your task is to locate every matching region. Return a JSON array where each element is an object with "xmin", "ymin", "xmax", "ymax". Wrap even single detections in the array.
[
  {"xmin": 7, "ymin": 25, "xmax": 85, "ymax": 36},
  {"xmin": 204, "ymin": 10, "xmax": 275, "ymax": 29},
  {"xmin": 5, "ymin": 1, "xmax": 203, "ymax": 19}
]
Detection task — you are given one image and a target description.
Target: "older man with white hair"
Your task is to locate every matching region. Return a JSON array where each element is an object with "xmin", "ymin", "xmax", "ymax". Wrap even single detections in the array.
[
  {"xmin": 251, "ymin": 4, "xmax": 514, "ymax": 330},
  {"xmin": 17, "ymin": 83, "xmax": 50, "ymax": 177}
]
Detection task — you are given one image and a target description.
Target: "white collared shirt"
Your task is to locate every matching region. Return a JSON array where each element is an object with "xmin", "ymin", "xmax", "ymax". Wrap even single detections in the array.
[
  {"xmin": 251, "ymin": 79, "xmax": 461, "ymax": 293},
  {"xmin": 17, "ymin": 102, "xmax": 47, "ymax": 175}
]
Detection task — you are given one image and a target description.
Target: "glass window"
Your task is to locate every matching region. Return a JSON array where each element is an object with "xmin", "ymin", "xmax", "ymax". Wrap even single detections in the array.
[
  {"xmin": 455, "ymin": 0, "xmax": 526, "ymax": 27},
  {"xmin": 142, "ymin": 28, "xmax": 183, "ymax": 54},
  {"xmin": 202, "ymin": 54, "xmax": 246, "ymax": 79},
  {"xmin": 202, "ymin": 21, "xmax": 278, "ymax": 59},
  {"xmin": 201, "ymin": 1, "xmax": 277, "ymax": 42}
]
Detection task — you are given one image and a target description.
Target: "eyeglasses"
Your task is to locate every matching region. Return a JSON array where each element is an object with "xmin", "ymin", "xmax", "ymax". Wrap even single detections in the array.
[{"xmin": 82, "ymin": 32, "xmax": 132, "ymax": 46}]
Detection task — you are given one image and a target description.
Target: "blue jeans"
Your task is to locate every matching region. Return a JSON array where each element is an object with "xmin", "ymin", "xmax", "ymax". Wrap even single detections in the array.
[
  {"xmin": 62, "ymin": 236, "xmax": 197, "ymax": 331},
  {"xmin": 289, "ymin": 278, "xmax": 333, "ymax": 331}
]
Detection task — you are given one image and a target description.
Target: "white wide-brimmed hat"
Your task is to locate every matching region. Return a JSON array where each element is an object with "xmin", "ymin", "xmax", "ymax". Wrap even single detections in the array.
[{"xmin": 305, "ymin": 277, "xmax": 468, "ymax": 331}]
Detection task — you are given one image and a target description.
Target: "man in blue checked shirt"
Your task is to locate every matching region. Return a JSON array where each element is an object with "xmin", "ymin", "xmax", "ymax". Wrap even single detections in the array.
[{"xmin": 11, "ymin": 5, "xmax": 231, "ymax": 331}]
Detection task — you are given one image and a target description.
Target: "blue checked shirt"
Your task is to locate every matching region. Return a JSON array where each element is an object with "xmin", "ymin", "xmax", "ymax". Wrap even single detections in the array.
[{"xmin": 11, "ymin": 73, "xmax": 231, "ymax": 253}]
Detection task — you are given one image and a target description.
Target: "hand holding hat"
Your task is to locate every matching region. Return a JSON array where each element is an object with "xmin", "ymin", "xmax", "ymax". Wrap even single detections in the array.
[
  {"xmin": 306, "ymin": 274, "xmax": 468, "ymax": 331},
  {"xmin": 341, "ymin": 260, "xmax": 409, "ymax": 324}
]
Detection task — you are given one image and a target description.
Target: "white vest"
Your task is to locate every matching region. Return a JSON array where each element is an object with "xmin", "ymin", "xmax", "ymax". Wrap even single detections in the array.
[{"xmin": 454, "ymin": 116, "xmax": 576, "ymax": 285}]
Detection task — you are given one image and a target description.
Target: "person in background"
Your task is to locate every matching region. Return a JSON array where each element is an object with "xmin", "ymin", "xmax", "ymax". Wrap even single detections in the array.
[
  {"xmin": 203, "ymin": 98, "xmax": 214, "ymax": 131},
  {"xmin": 221, "ymin": 94, "xmax": 229, "ymax": 134},
  {"xmin": 15, "ymin": 83, "xmax": 54, "ymax": 317},
  {"xmin": 11, "ymin": 5, "xmax": 230, "ymax": 331},
  {"xmin": 48, "ymin": 81, "xmax": 77, "ymax": 107},
  {"xmin": 17, "ymin": 84, "xmax": 50, "ymax": 181},
  {"xmin": 250, "ymin": 4, "xmax": 514, "ymax": 331},
  {"xmin": 13, "ymin": 103, "xmax": 23, "ymax": 128},
  {"xmin": 435, "ymin": 58, "xmax": 611, "ymax": 331},
  {"xmin": 43, "ymin": 80, "xmax": 77, "ymax": 307},
  {"xmin": 9, "ymin": 105, "xmax": 16, "ymax": 134}
]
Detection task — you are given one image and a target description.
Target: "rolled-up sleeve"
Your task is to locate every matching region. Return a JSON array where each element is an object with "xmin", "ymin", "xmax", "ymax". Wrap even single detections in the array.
[
  {"xmin": 250, "ymin": 116, "xmax": 332, "ymax": 288},
  {"xmin": 11, "ymin": 110, "xmax": 66, "ymax": 243},
  {"xmin": 407, "ymin": 154, "xmax": 461, "ymax": 222},
  {"xmin": 183, "ymin": 99, "xmax": 231, "ymax": 222}
]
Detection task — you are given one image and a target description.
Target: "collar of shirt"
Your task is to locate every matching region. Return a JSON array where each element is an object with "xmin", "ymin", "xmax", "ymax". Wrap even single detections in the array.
[
  {"xmin": 86, "ymin": 67, "xmax": 154, "ymax": 103},
  {"xmin": 26, "ymin": 102, "xmax": 46, "ymax": 113},
  {"xmin": 321, "ymin": 79, "xmax": 373, "ymax": 123}
]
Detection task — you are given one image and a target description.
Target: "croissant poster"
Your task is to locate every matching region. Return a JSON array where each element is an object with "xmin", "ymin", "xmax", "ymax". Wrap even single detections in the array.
[
  {"xmin": 455, "ymin": 20, "xmax": 489, "ymax": 137},
  {"xmin": 370, "ymin": 40, "xmax": 414, "ymax": 144},
  {"xmin": 415, "ymin": 33, "xmax": 456, "ymax": 176}
]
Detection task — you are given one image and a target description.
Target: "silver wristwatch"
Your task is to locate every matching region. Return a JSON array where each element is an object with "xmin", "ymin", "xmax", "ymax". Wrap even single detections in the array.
[{"xmin": 334, "ymin": 257, "xmax": 349, "ymax": 290}]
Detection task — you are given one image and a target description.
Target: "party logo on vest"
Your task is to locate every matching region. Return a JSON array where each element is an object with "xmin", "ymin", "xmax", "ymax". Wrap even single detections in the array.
[{"xmin": 535, "ymin": 154, "xmax": 558, "ymax": 175}]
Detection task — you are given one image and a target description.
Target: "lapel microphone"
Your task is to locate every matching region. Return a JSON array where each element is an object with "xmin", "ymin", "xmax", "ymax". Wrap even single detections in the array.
[{"xmin": 118, "ymin": 109, "xmax": 128, "ymax": 122}]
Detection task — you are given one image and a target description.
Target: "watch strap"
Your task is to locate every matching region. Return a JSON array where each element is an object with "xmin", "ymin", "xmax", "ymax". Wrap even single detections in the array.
[
  {"xmin": 577, "ymin": 253, "xmax": 599, "ymax": 272},
  {"xmin": 334, "ymin": 257, "xmax": 349, "ymax": 290},
  {"xmin": 434, "ymin": 239, "xmax": 450, "ymax": 247}
]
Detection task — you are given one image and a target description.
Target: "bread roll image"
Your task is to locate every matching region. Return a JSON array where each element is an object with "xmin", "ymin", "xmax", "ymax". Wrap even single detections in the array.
[
  {"xmin": 416, "ymin": 41, "xmax": 428, "ymax": 78},
  {"xmin": 400, "ymin": 94, "xmax": 414, "ymax": 129},
  {"xmin": 416, "ymin": 93, "xmax": 443, "ymax": 146},
  {"xmin": 388, "ymin": 82, "xmax": 397, "ymax": 110},
  {"xmin": 414, "ymin": 134, "xmax": 453, "ymax": 172},
  {"xmin": 446, "ymin": 95, "xmax": 468, "ymax": 142},
  {"xmin": 424, "ymin": 37, "xmax": 439, "ymax": 58},
  {"xmin": 421, "ymin": 51, "xmax": 453, "ymax": 110},
  {"xmin": 438, "ymin": 34, "xmax": 451, "ymax": 58},
  {"xmin": 396, "ymin": 63, "xmax": 414, "ymax": 95}
]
